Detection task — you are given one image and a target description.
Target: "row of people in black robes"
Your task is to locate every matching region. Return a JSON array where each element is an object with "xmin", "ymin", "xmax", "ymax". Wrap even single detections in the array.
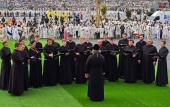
[
  {"xmin": 0, "ymin": 33, "xmax": 169, "ymax": 96},
  {"xmin": 84, "ymin": 36, "xmax": 169, "ymax": 102}
]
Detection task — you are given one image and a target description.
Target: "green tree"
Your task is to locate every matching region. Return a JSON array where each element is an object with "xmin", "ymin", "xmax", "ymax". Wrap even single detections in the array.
[
  {"xmin": 146, "ymin": 10, "xmax": 154, "ymax": 16},
  {"xmin": 100, "ymin": 4, "xmax": 108, "ymax": 18},
  {"xmin": 28, "ymin": 6, "xmax": 34, "ymax": 10},
  {"xmin": 126, "ymin": 9, "xmax": 131, "ymax": 19}
]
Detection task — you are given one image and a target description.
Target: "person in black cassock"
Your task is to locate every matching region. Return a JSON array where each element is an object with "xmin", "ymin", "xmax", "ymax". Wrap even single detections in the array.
[
  {"xmin": 20, "ymin": 44, "xmax": 29, "ymax": 90},
  {"xmin": 43, "ymin": 38, "xmax": 58, "ymax": 86},
  {"xmin": 83, "ymin": 36, "xmax": 93, "ymax": 60},
  {"xmin": 75, "ymin": 37, "xmax": 87, "ymax": 84},
  {"xmin": 124, "ymin": 39, "xmax": 138, "ymax": 83},
  {"xmin": 105, "ymin": 37, "xmax": 119, "ymax": 81},
  {"xmin": 97, "ymin": 39, "xmax": 106, "ymax": 54},
  {"xmin": 138, "ymin": 39, "xmax": 157, "ymax": 84},
  {"xmin": 19, "ymin": 36, "xmax": 28, "ymax": 52},
  {"xmin": 8, "ymin": 43, "xmax": 24, "ymax": 96},
  {"xmin": 85, "ymin": 44, "xmax": 106, "ymax": 101},
  {"xmin": 135, "ymin": 34, "xmax": 146, "ymax": 80},
  {"xmin": 28, "ymin": 40, "xmax": 42, "ymax": 88},
  {"xmin": 0, "ymin": 40, "xmax": 11, "ymax": 90},
  {"xmin": 102, "ymin": 35, "xmax": 110, "ymax": 47},
  {"xmin": 50, "ymin": 35, "xmax": 60, "ymax": 83},
  {"xmin": 59, "ymin": 39, "xmax": 72, "ymax": 85},
  {"xmin": 66, "ymin": 34, "xmax": 76, "ymax": 80},
  {"xmin": 156, "ymin": 40, "xmax": 169, "ymax": 86},
  {"xmin": 83, "ymin": 36, "xmax": 93, "ymax": 48},
  {"xmin": 118, "ymin": 33, "xmax": 129, "ymax": 78}
]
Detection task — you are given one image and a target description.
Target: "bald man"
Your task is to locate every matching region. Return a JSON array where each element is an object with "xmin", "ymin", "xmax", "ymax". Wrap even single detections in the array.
[{"xmin": 138, "ymin": 39, "xmax": 157, "ymax": 84}]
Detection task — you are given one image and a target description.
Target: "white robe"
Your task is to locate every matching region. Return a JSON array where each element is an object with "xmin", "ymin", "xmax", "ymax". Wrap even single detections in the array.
[
  {"xmin": 163, "ymin": 26, "xmax": 168, "ymax": 38},
  {"xmin": 53, "ymin": 25, "xmax": 59, "ymax": 38},
  {"xmin": 23, "ymin": 27, "xmax": 29, "ymax": 38},
  {"xmin": 7, "ymin": 26, "xmax": 12, "ymax": 39},
  {"xmin": 12, "ymin": 27, "xmax": 20, "ymax": 40},
  {"xmin": 84, "ymin": 27, "xmax": 91, "ymax": 37},
  {"xmin": 42, "ymin": 27, "xmax": 48, "ymax": 38}
]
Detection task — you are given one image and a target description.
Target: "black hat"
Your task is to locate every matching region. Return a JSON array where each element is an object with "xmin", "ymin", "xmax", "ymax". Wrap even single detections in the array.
[{"xmin": 93, "ymin": 44, "xmax": 100, "ymax": 50}]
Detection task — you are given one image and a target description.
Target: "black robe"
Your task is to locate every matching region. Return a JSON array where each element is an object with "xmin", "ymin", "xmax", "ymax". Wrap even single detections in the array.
[
  {"xmin": 118, "ymin": 39, "xmax": 128, "ymax": 77},
  {"xmin": 24, "ymin": 46, "xmax": 29, "ymax": 52},
  {"xmin": 20, "ymin": 50, "xmax": 29, "ymax": 90},
  {"xmin": 135, "ymin": 40, "xmax": 146, "ymax": 80},
  {"xmin": 59, "ymin": 46, "xmax": 72, "ymax": 84},
  {"xmin": 105, "ymin": 43, "xmax": 119, "ymax": 81},
  {"xmin": 52, "ymin": 41, "xmax": 60, "ymax": 83},
  {"xmin": 138, "ymin": 45, "xmax": 157, "ymax": 83},
  {"xmin": 102, "ymin": 40, "xmax": 110, "ymax": 47},
  {"xmin": 0, "ymin": 47, "xmax": 11, "ymax": 90},
  {"xmin": 83, "ymin": 42, "xmax": 93, "ymax": 47},
  {"xmin": 75, "ymin": 44, "xmax": 87, "ymax": 84},
  {"xmin": 8, "ymin": 50, "xmax": 24, "ymax": 96},
  {"xmin": 28, "ymin": 48, "xmax": 42, "ymax": 88},
  {"xmin": 86, "ymin": 54, "xmax": 106, "ymax": 101},
  {"xmin": 124, "ymin": 45, "xmax": 138, "ymax": 83},
  {"xmin": 83, "ymin": 42, "xmax": 93, "ymax": 60},
  {"xmin": 100, "ymin": 46, "xmax": 107, "ymax": 57},
  {"xmin": 66, "ymin": 40, "xmax": 76, "ymax": 80},
  {"xmin": 156, "ymin": 47, "xmax": 169, "ymax": 86},
  {"xmin": 43, "ymin": 45, "xmax": 58, "ymax": 86}
]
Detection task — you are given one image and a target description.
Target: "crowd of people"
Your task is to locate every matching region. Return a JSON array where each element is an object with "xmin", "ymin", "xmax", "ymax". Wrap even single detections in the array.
[
  {"xmin": 0, "ymin": 0, "xmax": 169, "ymax": 101},
  {"xmin": 1, "ymin": 0, "xmax": 159, "ymax": 11},
  {"xmin": 0, "ymin": 32, "xmax": 169, "ymax": 101},
  {"xmin": 1, "ymin": 16, "xmax": 170, "ymax": 42}
]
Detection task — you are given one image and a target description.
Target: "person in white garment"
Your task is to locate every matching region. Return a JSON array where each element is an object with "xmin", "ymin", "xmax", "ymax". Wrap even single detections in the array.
[
  {"xmin": 53, "ymin": 23, "xmax": 60, "ymax": 38},
  {"xmin": 91, "ymin": 25, "xmax": 96, "ymax": 39},
  {"xmin": 84, "ymin": 25, "xmax": 91, "ymax": 38},
  {"xmin": 168, "ymin": 24, "xmax": 170, "ymax": 38},
  {"xmin": 156, "ymin": 24, "xmax": 160, "ymax": 39},
  {"xmin": 12, "ymin": 25, "xmax": 20, "ymax": 41},
  {"xmin": 42, "ymin": 25, "xmax": 48, "ymax": 38},
  {"xmin": 7, "ymin": 25, "xmax": 12, "ymax": 39}
]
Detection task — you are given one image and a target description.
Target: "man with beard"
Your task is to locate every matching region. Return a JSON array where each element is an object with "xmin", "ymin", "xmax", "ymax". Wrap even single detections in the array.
[
  {"xmin": 135, "ymin": 34, "xmax": 146, "ymax": 80},
  {"xmin": 66, "ymin": 34, "xmax": 76, "ymax": 80},
  {"xmin": 118, "ymin": 33, "xmax": 129, "ymax": 78},
  {"xmin": 105, "ymin": 37, "xmax": 119, "ymax": 81},
  {"xmin": 138, "ymin": 39, "xmax": 157, "ymax": 84},
  {"xmin": 0, "ymin": 40, "xmax": 11, "ymax": 90}
]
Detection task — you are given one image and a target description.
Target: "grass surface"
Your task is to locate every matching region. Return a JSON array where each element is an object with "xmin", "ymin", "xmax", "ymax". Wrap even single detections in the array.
[{"xmin": 0, "ymin": 39, "xmax": 170, "ymax": 107}]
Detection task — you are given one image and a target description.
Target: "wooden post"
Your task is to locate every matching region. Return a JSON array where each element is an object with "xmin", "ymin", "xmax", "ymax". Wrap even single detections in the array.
[{"xmin": 96, "ymin": 0, "xmax": 101, "ymax": 28}]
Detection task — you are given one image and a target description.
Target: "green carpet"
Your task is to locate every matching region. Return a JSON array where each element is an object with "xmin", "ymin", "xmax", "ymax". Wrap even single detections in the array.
[{"xmin": 0, "ymin": 39, "xmax": 170, "ymax": 107}]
